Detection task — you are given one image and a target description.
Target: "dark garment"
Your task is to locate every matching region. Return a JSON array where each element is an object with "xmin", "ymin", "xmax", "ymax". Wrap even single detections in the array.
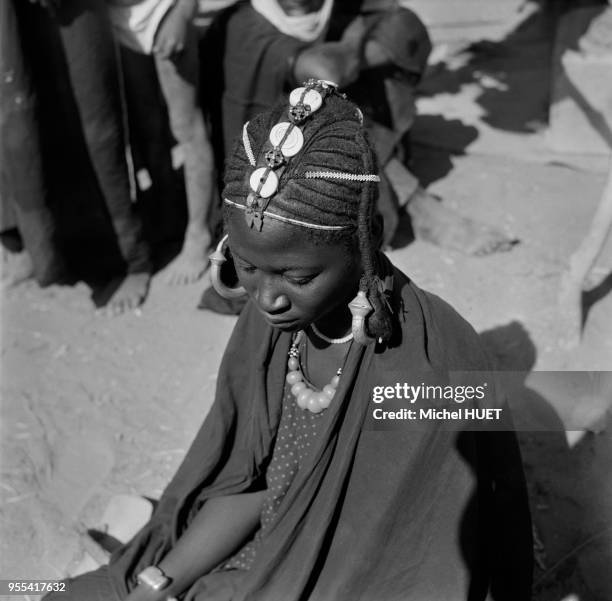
[
  {"xmin": 55, "ymin": 260, "xmax": 532, "ymax": 601},
  {"xmin": 57, "ymin": 0, "xmax": 151, "ymax": 273},
  {"xmin": 201, "ymin": 1, "xmax": 306, "ymax": 157},
  {"xmin": 21, "ymin": 0, "xmax": 151, "ymax": 275},
  {"xmin": 0, "ymin": 0, "xmax": 66, "ymax": 284},
  {"xmin": 44, "ymin": 566, "xmax": 118, "ymax": 601}
]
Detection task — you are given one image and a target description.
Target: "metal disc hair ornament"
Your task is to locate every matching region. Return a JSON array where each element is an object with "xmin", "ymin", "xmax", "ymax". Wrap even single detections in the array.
[
  {"xmin": 269, "ymin": 123, "xmax": 304, "ymax": 157},
  {"xmin": 240, "ymin": 80, "xmax": 340, "ymax": 230},
  {"xmin": 249, "ymin": 168, "xmax": 279, "ymax": 197}
]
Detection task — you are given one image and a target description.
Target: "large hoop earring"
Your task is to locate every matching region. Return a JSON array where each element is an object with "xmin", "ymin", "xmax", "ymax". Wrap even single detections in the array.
[
  {"xmin": 209, "ymin": 234, "xmax": 248, "ymax": 299},
  {"xmin": 348, "ymin": 290, "xmax": 375, "ymax": 345}
]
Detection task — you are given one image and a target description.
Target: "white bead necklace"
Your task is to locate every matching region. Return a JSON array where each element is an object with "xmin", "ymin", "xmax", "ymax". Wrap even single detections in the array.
[
  {"xmin": 310, "ymin": 323, "xmax": 354, "ymax": 345},
  {"xmin": 285, "ymin": 330, "xmax": 351, "ymax": 414}
]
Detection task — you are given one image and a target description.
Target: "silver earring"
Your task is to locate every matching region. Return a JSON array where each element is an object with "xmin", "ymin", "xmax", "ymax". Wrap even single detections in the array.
[
  {"xmin": 209, "ymin": 234, "xmax": 247, "ymax": 299},
  {"xmin": 348, "ymin": 290, "xmax": 374, "ymax": 345}
]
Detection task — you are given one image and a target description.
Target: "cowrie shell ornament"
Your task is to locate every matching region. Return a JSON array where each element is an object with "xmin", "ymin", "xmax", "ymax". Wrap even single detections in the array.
[{"xmin": 269, "ymin": 122, "xmax": 304, "ymax": 157}]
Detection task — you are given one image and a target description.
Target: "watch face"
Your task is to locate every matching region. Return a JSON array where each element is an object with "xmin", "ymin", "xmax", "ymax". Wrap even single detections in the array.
[{"xmin": 137, "ymin": 566, "xmax": 169, "ymax": 591}]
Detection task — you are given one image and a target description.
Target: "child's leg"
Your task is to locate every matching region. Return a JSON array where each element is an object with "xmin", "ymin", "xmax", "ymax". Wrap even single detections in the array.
[{"xmin": 155, "ymin": 24, "xmax": 215, "ymax": 285}]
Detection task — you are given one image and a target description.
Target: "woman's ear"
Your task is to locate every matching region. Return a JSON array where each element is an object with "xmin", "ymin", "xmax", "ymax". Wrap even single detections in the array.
[{"xmin": 371, "ymin": 212, "xmax": 385, "ymax": 250}]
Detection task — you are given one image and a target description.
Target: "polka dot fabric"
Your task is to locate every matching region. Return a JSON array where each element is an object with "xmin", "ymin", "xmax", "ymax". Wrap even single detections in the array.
[{"xmin": 223, "ymin": 381, "xmax": 330, "ymax": 571}]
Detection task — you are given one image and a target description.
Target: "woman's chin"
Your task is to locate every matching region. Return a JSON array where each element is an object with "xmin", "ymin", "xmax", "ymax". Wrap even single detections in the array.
[{"xmin": 264, "ymin": 317, "xmax": 303, "ymax": 332}]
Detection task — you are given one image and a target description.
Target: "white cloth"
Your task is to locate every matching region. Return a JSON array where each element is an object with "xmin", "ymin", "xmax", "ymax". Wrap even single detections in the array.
[
  {"xmin": 250, "ymin": 0, "xmax": 334, "ymax": 42},
  {"xmin": 107, "ymin": 0, "xmax": 175, "ymax": 54}
]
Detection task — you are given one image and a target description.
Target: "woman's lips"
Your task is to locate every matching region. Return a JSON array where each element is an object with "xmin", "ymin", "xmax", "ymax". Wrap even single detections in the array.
[{"xmin": 263, "ymin": 314, "xmax": 298, "ymax": 328}]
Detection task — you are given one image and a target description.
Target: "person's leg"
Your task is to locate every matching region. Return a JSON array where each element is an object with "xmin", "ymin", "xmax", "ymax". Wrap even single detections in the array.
[
  {"xmin": 405, "ymin": 188, "xmax": 518, "ymax": 256},
  {"xmin": 56, "ymin": 0, "xmax": 151, "ymax": 313},
  {"xmin": 0, "ymin": 228, "xmax": 33, "ymax": 288},
  {"xmin": 120, "ymin": 45, "xmax": 183, "ymax": 246},
  {"xmin": 363, "ymin": 11, "xmax": 518, "ymax": 257},
  {"xmin": 154, "ymin": 24, "xmax": 216, "ymax": 285},
  {"xmin": 1, "ymin": 0, "xmax": 68, "ymax": 286}
]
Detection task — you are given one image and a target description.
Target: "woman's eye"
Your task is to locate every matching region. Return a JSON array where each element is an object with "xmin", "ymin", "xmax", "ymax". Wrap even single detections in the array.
[
  {"xmin": 286, "ymin": 275, "xmax": 315, "ymax": 286},
  {"xmin": 235, "ymin": 261, "xmax": 256, "ymax": 274}
]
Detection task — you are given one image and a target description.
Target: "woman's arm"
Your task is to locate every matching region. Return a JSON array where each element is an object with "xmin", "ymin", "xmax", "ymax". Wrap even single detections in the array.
[{"xmin": 126, "ymin": 490, "xmax": 266, "ymax": 601}]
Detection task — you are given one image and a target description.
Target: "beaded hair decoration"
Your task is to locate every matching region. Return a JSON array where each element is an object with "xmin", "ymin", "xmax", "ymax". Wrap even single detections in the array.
[{"xmin": 224, "ymin": 79, "xmax": 380, "ymax": 231}]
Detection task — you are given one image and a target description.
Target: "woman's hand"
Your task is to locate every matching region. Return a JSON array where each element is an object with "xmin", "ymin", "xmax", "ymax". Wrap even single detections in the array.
[{"xmin": 121, "ymin": 491, "xmax": 266, "ymax": 601}]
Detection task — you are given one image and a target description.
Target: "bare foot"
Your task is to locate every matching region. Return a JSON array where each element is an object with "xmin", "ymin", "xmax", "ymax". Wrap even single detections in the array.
[
  {"xmin": 1, "ymin": 248, "xmax": 34, "ymax": 289},
  {"xmin": 102, "ymin": 272, "xmax": 150, "ymax": 316},
  {"xmin": 164, "ymin": 228, "xmax": 211, "ymax": 286},
  {"xmin": 407, "ymin": 189, "xmax": 518, "ymax": 256}
]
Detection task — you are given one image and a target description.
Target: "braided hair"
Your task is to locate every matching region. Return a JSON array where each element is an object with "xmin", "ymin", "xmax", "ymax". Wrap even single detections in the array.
[{"xmin": 223, "ymin": 92, "xmax": 394, "ymax": 343}]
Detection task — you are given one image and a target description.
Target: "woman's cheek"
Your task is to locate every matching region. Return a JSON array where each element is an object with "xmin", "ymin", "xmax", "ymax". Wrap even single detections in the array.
[{"xmin": 236, "ymin": 269, "xmax": 257, "ymax": 295}]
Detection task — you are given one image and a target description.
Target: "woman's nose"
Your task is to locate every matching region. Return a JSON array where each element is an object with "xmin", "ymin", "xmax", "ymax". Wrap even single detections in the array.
[{"xmin": 255, "ymin": 277, "xmax": 290, "ymax": 313}]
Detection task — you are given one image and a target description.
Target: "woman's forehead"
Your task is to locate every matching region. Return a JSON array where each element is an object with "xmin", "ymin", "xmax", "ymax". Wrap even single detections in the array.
[{"xmin": 227, "ymin": 208, "xmax": 346, "ymax": 266}]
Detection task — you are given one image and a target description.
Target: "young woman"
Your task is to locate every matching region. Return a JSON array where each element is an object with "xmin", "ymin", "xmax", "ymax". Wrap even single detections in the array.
[{"xmin": 47, "ymin": 81, "xmax": 532, "ymax": 601}]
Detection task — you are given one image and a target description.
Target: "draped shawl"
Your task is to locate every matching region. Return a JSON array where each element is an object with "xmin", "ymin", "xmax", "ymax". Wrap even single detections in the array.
[{"xmin": 108, "ymin": 267, "xmax": 532, "ymax": 601}]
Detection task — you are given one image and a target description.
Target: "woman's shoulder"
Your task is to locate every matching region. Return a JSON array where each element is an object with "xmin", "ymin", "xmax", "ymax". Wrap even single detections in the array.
[{"xmin": 392, "ymin": 266, "xmax": 492, "ymax": 371}]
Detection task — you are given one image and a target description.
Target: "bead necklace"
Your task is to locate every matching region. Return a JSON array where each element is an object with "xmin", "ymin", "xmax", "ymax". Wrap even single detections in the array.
[
  {"xmin": 285, "ymin": 330, "xmax": 351, "ymax": 414},
  {"xmin": 310, "ymin": 323, "xmax": 353, "ymax": 345}
]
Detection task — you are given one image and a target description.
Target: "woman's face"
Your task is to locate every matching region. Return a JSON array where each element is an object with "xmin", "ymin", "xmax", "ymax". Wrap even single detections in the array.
[{"xmin": 227, "ymin": 210, "xmax": 362, "ymax": 334}]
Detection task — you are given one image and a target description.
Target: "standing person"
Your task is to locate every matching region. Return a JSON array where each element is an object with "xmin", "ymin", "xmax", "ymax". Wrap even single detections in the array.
[
  {"xmin": 45, "ymin": 83, "xmax": 532, "ymax": 601},
  {"xmin": 26, "ymin": 0, "xmax": 152, "ymax": 315},
  {"xmin": 1, "ymin": 0, "xmax": 68, "ymax": 287},
  {"xmin": 109, "ymin": 0, "xmax": 217, "ymax": 285}
]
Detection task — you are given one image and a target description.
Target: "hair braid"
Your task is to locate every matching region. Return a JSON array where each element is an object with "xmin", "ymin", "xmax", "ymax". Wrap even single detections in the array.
[{"xmin": 354, "ymin": 129, "xmax": 394, "ymax": 344}]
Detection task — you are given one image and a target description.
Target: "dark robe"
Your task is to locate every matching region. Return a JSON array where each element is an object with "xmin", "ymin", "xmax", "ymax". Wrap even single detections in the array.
[{"xmin": 105, "ymin": 263, "xmax": 532, "ymax": 601}]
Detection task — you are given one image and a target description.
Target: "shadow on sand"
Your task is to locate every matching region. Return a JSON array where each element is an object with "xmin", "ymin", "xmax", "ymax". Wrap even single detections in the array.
[{"xmin": 479, "ymin": 320, "xmax": 612, "ymax": 601}]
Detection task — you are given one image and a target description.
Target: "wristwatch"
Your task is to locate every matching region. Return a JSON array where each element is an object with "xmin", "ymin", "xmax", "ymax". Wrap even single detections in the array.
[{"xmin": 136, "ymin": 566, "xmax": 171, "ymax": 592}]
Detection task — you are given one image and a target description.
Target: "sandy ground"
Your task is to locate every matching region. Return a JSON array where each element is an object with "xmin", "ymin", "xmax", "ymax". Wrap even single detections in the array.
[{"xmin": 2, "ymin": 1, "xmax": 612, "ymax": 599}]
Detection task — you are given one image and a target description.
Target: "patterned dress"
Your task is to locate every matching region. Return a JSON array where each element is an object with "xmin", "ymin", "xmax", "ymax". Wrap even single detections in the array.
[{"xmin": 224, "ymin": 381, "xmax": 330, "ymax": 571}]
